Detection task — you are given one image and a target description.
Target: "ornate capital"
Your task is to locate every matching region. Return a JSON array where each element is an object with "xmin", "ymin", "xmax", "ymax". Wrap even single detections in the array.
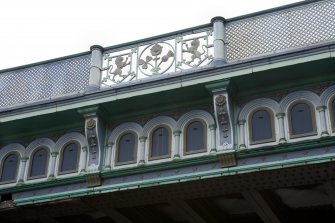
[
  {"xmin": 139, "ymin": 136, "xmax": 147, "ymax": 142},
  {"xmin": 107, "ymin": 142, "xmax": 114, "ymax": 147},
  {"xmin": 51, "ymin": 152, "xmax": 59, "ymax": 157},
  {"xmin": 173, "ymin": 130, "xmax": 182, "ymax": 136},
  {"xmin": 20, "ymin": 157, "xmax": 29, "ymax": 162},
  {"xmin": 237, "ymin": 120, "xmax": 246, "ymax": 125},
  {"xmin": 276, "ymin": 113, "xmax": 286, "ymax": 118},
  {"xmin": 82, "ymin": 146, "xmax": 88, "ymax": 152},
  {"xmin": 316, "ymin": 105, "xmax": 327, "ymax": 111},
  {"xmin": 209, "ymin": 124, "xmax": 217, "ymax": 130}
]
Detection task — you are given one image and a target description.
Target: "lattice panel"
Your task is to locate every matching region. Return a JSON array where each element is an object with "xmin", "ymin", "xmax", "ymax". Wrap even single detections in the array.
[
  {"xmin": 226, "ymin": 0, "xmax": 335, "ymax": 61},
  {"xmin": 0, "ymin": 55, "xmax": 90, "ymax": 108}
]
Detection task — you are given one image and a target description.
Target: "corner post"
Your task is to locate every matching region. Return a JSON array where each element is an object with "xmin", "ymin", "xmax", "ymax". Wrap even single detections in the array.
[
  {"xmin": 86, "ymin": 45, "xmax": 104, "ymax": 92},
  {"xmin": 211, "ymin": 16, "xmax": 227, "ymax": 66}
]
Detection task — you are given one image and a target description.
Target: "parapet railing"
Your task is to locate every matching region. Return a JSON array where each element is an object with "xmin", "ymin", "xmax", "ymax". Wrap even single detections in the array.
[
  {"xmin": 100, "ymin": 28, "xmax": 214, "ymax": 86},
  {"xmin": 0, "ymin": 0, "xmax": 334, "ymax": 109}
]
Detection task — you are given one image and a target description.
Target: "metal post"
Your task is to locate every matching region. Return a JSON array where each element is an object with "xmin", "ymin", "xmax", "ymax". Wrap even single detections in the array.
[
  {"xmin": 86, "ymin": 45, "xmax": 104, "ymax": 92},
  {"xmin": 211, "ymin": 16, "xmax": 227, "ymax": 66}
]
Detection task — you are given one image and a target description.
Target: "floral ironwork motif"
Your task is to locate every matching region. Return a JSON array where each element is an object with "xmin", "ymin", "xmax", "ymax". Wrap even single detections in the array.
[
  {"xmin": 102, "ymin": 52, "xmax": 135, "ymax": 84},
  {"xmin": 138, "ymin": 43, "xmax": 175, "ymax": 76},
  {"xmin": 100, "ymin": 30, "xmax": 213, "ymax": 87}
]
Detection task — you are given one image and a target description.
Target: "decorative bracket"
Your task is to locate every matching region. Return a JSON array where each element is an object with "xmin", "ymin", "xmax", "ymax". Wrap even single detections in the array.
[
  {"xmin": 78, "ymin": 106, "xmax": 107, "ymax": 171},
  {"xmin": 215, "ymin": 95, "xmax": 229, "ymax": 138},
  {"xmin": 206, "ymin": 81, "xmax": 234, "ymax": 151}
]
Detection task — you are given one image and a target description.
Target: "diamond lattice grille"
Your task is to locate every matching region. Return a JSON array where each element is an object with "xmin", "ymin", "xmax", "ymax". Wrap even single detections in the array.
[
  {"xmin": 226, "ymin": 0, "xmax": 335, "ymax": 61},
  {"xmin": 0, "ymin": 55, "xmax": 90, "ymax": 108}
]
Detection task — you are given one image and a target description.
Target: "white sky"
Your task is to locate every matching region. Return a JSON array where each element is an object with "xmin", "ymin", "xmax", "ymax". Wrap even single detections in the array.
[{"xmin": 0, "ymin": 0, "xmax": 301, "ymax": 70}]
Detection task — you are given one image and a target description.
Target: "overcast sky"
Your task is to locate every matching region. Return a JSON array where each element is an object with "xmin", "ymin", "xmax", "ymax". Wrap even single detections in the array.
[{"xmin": 0, "ymin": 0, "xmax": 301, "ymax": 70}]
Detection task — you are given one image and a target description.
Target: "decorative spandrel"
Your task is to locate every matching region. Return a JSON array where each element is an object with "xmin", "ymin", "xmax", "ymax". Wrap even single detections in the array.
[{"xmin": 100, "ymin": 29, "xmax": 213, "ymax": 87}]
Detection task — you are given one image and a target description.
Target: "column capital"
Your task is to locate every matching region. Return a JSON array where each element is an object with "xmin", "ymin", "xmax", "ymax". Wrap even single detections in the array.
[
  {"xmin": 107, "ymin": 142, "xmax": 114, "ymax": 147},
  {"xmin": 173, "ymin": 130, "xmax": 182, "ymax": 136},
  {"xmin": 82, "ymin": 146, "xmax": 88, "ymax": 152},
  {"xmin": 237, "ymin": 120, "xmax": 246, "ymax": 125},
  {"xmin": 21, "ymin": 157, "xmax": 29, "ymax": 162},
  {"xmin": 209, "ymin": 124, "xmax": 217, "ymax": 130},
  {"xmin": 51, "ymin": 152, "xmax": 59, "ymax": 157},
  {"xmin": 276, "ymin": 113, "xmax": 286, "ymax": 118},
  {"xmin": 139, "ymin": 136, "xmax": 147, "ymax": 142},
  {"xmin": 317, "ymin": 105, "xmax": 327, "ymax": 111}
]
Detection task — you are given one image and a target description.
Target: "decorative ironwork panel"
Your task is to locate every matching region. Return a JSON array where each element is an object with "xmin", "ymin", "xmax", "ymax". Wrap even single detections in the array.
[
  {"xmin": 0, "ymin": 55, "xmax": 90, "ymax": 109},
  {"xmin": 101, "ymin": 30, "xmax": 213, "ymax": 87},
  {"xmin": 226, "ymin": 0, "xmax": 335, "ymax": 61}
]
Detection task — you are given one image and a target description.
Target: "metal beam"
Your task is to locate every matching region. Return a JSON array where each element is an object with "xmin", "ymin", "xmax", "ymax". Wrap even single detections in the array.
[
  {"xmin": 39, "ymin": 216, "xmax": 60, "ymax": 223},
  {"xmin": 323, "ymin": 181, "xmax": 335, "ymax": 209},
  {"xmin": 171, "ymin": 200, "xmax": 207, "ymax": 223},
  {"xmin": 242, "ymin": 190, "xmax": 281, "ymax": 223},
  {"xmin": 103, "ymin": 208, "xmax": 133, "ymax": 223}
]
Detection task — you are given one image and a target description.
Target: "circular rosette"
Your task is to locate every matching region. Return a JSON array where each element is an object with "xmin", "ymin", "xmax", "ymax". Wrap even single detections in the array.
[{"xmin": 138, "ymin": 42, "xmax": 175, "ymax": 76}]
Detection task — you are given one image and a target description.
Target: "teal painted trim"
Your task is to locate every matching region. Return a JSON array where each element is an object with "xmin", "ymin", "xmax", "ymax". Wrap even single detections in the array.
[
  {"xmin": 236, "ymin": 137, "xmax": 335, "ymax": 159},
  {"xmin": 205, "ymin": 80, "xmax": 230, "ymax": 92},
  {"xmin": 100, "ymin": 155, "xmax": 218, "ymax": 179},
  {"xmin": 0, "ymin": 175, "xmax": 85, "ymax": 195},
  {"xmin": 14, "ymin": 154, "xmax": 335, "ymax": 206},
  {"xmin": 4, "ymin": 138, "xmax": 335, "ymax": 196}
]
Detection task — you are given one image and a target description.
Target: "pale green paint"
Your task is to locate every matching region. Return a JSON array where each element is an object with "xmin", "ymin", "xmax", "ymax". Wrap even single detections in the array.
[{"xmin": 251, "ymin": 51, "xmax": 332, "ymax": 73}]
